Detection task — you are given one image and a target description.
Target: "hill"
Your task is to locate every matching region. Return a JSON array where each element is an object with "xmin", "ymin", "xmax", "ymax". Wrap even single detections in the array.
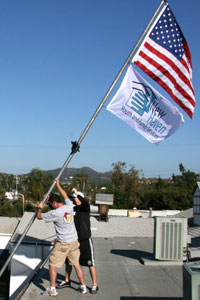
[{"xmin": 44, "ymin": 167, "xmax": 111, "ymax": 184}]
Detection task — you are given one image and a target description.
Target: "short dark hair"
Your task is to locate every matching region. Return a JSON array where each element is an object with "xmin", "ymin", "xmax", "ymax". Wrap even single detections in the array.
[{"xmin": 48, "ymin": 194, "xmax": 62, "ymax": 204}]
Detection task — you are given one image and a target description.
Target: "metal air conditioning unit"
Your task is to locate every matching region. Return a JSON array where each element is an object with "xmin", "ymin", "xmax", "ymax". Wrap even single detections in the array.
[
  {"xmin": 95, "ymin": 194, "xmax": 114, "ymax": 222},
  {"xmin": 183, "ymin": 263, "xmax": 200, "ymax": 300},
  {"xmin": 154, "ymin": 217, "xmax": 188, "ymax": 261}
]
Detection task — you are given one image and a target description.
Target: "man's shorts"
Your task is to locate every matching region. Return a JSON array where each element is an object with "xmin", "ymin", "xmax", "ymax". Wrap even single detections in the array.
[
  {"xmin": 49, "ymin": 240, "xmax": 80, "ymax": 268},
  {"xmin": 77, "ymin": 237, "xmax": 96, "ymax": 267}
]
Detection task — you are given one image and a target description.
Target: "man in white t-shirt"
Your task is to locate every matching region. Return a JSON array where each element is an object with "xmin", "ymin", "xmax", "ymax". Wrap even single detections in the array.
[
  {"xmin": 37, "ymin": 186, "xmax": 87, "ymax": 296},
  {"xmin": 56, "ymin": 186, "xmax": 98, "ymax": 294}
]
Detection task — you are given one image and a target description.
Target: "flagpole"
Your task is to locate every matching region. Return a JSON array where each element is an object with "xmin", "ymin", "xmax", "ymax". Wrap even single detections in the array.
[{"xmin": 0, "ymin": 0, "xmax": 166, "ymax": 279}]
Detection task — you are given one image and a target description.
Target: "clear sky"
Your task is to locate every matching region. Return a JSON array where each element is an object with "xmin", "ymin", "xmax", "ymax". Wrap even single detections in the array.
[{"xmin": 0, "ymin": 0, "xmax": 199, "ymax": 178}]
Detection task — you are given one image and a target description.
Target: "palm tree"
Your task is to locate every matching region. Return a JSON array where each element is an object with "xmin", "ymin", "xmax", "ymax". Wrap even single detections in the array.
[{"xmin": 73, "ymin": 173, "xmax": 88, "ymax": 193}]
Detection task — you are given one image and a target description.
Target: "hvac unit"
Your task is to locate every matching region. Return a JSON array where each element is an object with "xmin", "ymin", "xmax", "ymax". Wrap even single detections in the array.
[
  {"xmin": 183, "ymin": 263, "xmax": 200, "ymax": 300},
  {"xmin": 154, "ymin": 217, "xmax": 188, "ymax": 261},
  {"xmin": 95, "ymin": 194, "xmax": 114, "ymax": 222}
]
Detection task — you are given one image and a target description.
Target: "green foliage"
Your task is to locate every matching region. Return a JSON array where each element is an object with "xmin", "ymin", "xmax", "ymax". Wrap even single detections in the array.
[
  {"xmin": 109, "ymin": 162, "xmax": 199, "ymax": 210},
  {"xmin": 24, "ymin": 168, "xmax": 54, "ymax": 202},
  {"xmin": 110, "ymin": 161, "xmax": 141, "ymax": 209},
  {"xmin": 0, "ymin": 202, "xmax": 22, "ymax": 217},
  {"xmin": 0, "ymin": 162, "xmax": 199, "ymax": 216},
  {"xmin": 0, "ymin": 169, "xmax": 54, "ymax": 216},
  {"xmin": 25, "ymin": 203, "xmax": 36, "ymax": 212},
  {"xmin": 170, "ymin": 163, "xmax": 199, "ymax": 209},
  {"xmin": 72, "ymin": 173, "xmax": 88, "ymax": 193}
]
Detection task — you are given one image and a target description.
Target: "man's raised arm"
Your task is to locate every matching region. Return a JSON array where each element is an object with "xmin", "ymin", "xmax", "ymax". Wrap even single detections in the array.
[{"xmin": 55, "ymin": 179, "xmax": 68, "ymax": 200}]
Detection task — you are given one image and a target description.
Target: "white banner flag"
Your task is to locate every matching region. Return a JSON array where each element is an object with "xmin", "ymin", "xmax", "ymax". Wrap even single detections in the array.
[{"xmin": 106, "ymin": 65, "xmax": 184, "ymax": 145}]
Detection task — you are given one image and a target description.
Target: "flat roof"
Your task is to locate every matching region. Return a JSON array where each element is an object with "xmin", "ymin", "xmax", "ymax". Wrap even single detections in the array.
[
  {"xmin": 20, "ymin": 237, "xmax": 183, "ymax": 300},
  {"xmin": 0, "ymin": 217, "xmax": 19, "ymax": 235},
  {"xmin": 11, "ymin": 212, "xmax": 56, "ymax": 243}
]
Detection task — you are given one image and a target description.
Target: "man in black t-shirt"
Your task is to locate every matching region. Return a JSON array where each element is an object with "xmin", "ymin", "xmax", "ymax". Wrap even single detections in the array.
[{"xmin": 56, "ymin": 185, "xmax": 98, "ymax": 294}]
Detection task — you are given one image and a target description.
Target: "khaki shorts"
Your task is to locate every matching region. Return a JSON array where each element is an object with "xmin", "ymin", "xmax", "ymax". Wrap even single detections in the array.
[{"xmin": 49, "ymin": 240, "xmax": 80, "ymax": 267}]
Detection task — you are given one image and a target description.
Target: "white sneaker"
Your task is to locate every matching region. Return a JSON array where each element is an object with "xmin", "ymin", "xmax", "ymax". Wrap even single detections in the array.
[
  {"xmin": 79, "ymin": 284, "xmax": 87, "ymax": 294},
  {"xmin": 41, "ymin": 286, "xmax": 58, "ymax": 297},
  {"xmin": 91, "ymin": 285, "xmax": 99, "ymax": 294}
]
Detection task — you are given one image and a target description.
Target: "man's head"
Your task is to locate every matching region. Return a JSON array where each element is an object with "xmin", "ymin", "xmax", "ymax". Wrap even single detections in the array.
[
  {"xmin": 69, "ymin": 193, "xmax": 83, "ymax": 205},
  {"xmin": 48, "ymin": 193, "xmax": 62, "ymax": 209},
  {"xmin": 71, "ymin": 187, "xmax": 84, "ymax": 198},
  {"xmin": 69, "ymin": 193, "xmax": 77, "ymax": 199}
]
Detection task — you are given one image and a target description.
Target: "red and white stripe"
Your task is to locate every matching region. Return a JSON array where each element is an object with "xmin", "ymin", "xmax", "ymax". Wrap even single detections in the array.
[{"xmin": 132, "ymin": 4, "xmax": 195, "ymax": 119}]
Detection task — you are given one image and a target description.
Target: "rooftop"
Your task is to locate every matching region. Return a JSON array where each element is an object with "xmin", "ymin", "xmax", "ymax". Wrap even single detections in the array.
[
  {"xmin": 2, "ymin": 208, "xmax": 200, "ymax": 299},
  {"xmin": 0, "ymin": 217, "xmax": 19, "ymax": 235},
  {"xmin": 19, "ymin": 209, "xmax": 198, "ymax": 300},
  {"xmin": 21, "ymin": 236, "xmax": 183, "ymax": 300}
]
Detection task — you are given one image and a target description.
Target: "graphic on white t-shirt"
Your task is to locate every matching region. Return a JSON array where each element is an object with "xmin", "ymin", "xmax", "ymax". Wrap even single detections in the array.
[{"xmin": 63, "ymin": 212, "xmax": 72, "ymax": 224}]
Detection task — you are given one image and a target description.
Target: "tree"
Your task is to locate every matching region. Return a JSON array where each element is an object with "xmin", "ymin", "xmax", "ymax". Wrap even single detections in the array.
[
  {"xmin": 110, "ymin": 162, "xmax": 141, "ymax": 208},
  {"xmin": 140, "ymin": 163, "xmax": 200, "ymax": 210},
  {"xmin": 171, "ymin": 163, "xmax": 199, "ymax": 209},
  {"xmin": 24, "ymin": 168, "xmax": 53, "ymax": 202},
  {"xmin": 73, "ymin": 173, "xmax": 88, "ymax": 193}
]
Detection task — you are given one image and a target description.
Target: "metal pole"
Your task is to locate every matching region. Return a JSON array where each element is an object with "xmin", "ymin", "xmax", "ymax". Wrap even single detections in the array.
[
  {"xmin": 19, "ymin": 193, "xmax": 25, "ymax": 215},
  {"xmin": 14, "ymin": 192, "xmax": 25, "ymax": 215},
  {"xmin": 75, "ymin": 0, "xmax": 166, "ymax": 147},
  {"xmin": 0, "ymin": 0, "xmax": 165, "ymax": 279}
]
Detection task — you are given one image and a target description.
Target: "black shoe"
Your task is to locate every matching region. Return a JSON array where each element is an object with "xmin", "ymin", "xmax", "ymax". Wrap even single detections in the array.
[
  {"xmin": 56, "ymin": 280, "xmax": 71, "ymax": 289},
  {"xmin": 91, "ymin": 285, "xmax": 99, "ymax": 294}
]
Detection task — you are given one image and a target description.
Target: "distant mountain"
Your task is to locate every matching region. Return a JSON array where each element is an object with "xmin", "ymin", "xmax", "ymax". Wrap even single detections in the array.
[{"xmin": 44, "ymin": 167, "xmax": 111, "ymax": 184}]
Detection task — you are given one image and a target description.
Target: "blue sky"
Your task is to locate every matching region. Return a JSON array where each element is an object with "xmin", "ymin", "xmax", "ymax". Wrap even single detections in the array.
[{"xmin": 0, "ymin": 0, "xmax": 199, "ymax": 178}]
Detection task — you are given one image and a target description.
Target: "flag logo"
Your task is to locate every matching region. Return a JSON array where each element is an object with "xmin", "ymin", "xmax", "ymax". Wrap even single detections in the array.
[
  {"xmin": 126, "ymin": 80, "xmax": 165, "ymax": 118},
  {"xmin": 63, "ymin": 212, "xmax": 72, "ymax": 224}
]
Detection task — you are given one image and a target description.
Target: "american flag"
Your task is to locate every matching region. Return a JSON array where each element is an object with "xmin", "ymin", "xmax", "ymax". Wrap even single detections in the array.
[{"xmin": 133, "ymin": 3, "xmax": 195, "ymax": 118}]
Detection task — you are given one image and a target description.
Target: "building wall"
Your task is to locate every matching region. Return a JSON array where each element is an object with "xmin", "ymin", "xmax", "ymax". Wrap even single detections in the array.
[
  {"xmin": 0, "ymin": 235, "xmax": 12, "ymax": 249},
  {"xmin": 9, "ymin": 243, "xmax": 52, "ymax": 298}
]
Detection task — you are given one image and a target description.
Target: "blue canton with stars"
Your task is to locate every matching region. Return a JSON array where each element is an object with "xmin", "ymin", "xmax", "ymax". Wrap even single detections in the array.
[{"xmin": 150, "ymin": 5, "xmax": 185, "ymax": 60}]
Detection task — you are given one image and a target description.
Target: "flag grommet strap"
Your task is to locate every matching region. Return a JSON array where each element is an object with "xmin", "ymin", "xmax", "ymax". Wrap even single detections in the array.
[{"xmin": 71, "ymin": 141, "xmax": 80, "ymax": 154}]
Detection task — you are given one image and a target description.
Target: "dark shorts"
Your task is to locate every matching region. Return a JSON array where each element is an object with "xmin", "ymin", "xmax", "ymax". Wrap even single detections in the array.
[{"xmin": 66, "ymin": 237, "xmax": 95, "ymax": 267}]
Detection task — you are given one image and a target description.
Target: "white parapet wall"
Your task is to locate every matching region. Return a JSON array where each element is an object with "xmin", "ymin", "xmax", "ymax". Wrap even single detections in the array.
[
  {"xmin": 9, "ymin": 243, "xmax": 53, "ymax": 299},
  {"xmin": 108, "ymin": 209, "xmax": 181, "ymax": 218},
  {"xmin": 0, "ymin": 234, "xmax": 12, "ymax": 249},
  {"xmin": 108, "ymin": 209, "xmax": 128, "ymax": 216}
]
